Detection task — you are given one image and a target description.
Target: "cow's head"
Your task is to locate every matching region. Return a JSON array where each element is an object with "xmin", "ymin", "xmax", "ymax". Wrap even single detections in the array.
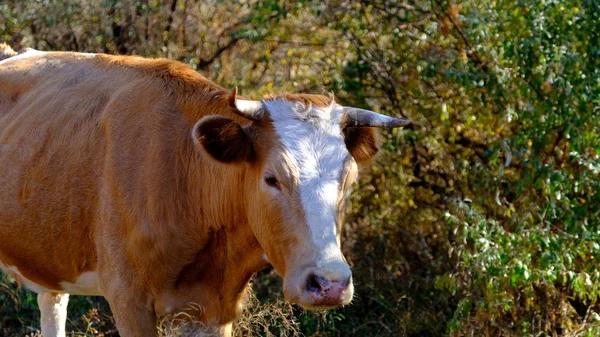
[{"xmin": 193, "ymin": 88, "xmax": 410, "ymax": 310}]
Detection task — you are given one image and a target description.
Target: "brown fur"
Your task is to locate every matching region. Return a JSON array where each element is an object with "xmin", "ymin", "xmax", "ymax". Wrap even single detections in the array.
[
  {"xmin": 264, "ymin": 92, "xmax": 333, "ymax": 108},
  {"xmin": 0, "ymin": 51, "xmax": 376, "ymax": 336},
  {"xmin": 343, "ymin": 127, "xmax": 380, "ymax": 164},
  {"xmin": 194, "ymin": 116, "xmax": 256, "ymax": 163}
]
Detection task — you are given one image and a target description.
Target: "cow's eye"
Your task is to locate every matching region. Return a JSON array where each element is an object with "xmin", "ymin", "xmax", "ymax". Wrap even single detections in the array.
[{"xmin": 264, "ymin": 175, "xmax": 280, "ymax": 189}]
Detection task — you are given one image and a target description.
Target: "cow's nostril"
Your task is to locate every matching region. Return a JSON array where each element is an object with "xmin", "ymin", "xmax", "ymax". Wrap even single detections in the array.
[{"xmin": 307, "ymin": 274, "xmax": 323, "ymax": 293}]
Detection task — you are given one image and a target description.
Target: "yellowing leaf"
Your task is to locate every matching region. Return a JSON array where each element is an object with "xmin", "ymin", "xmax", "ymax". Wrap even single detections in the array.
[{"xmin": 409, "ymin": 199, "xmax": 417, "ymax": 208}]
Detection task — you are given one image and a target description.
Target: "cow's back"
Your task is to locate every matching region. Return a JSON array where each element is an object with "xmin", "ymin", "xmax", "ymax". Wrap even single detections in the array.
[{"xmin": 0, "ymin": 52, "xmax": 206, "ymax": 293}]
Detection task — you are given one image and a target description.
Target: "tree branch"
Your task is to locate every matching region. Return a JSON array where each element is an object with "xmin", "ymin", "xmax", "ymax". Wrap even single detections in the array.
[{"xmin": 197, "ymin": 38, "xmax": 241, "ymax": 70}]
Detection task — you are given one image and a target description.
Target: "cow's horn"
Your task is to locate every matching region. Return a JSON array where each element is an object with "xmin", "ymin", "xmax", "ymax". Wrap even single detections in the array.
[
  {"xmin": 228, "ymin": 86, "xmax": 264, "ymax": 121},
  {"xmin": 343, "ymin": 107, "xmax": 411, "ymax": 128}
]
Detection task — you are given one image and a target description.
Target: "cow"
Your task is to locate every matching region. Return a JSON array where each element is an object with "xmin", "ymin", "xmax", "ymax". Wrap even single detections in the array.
[{"xmin": 0, "ymin": 45, "xmax": 410, "ymax": 337}]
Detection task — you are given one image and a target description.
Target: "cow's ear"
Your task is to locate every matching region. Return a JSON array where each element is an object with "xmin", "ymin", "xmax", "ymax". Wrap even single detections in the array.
[
  {"xmin": 343, "ymin": 127, "xmax": 379, "ymax": 164},
  {"xmin": 193, "ymin": 116, "xmax": 255, "ymax": 163}
]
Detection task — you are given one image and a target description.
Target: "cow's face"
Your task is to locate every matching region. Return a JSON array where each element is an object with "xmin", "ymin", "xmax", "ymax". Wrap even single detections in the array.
[{"xmin": 193, "ymin": 91, "xmax": 409, "ymax": 310}]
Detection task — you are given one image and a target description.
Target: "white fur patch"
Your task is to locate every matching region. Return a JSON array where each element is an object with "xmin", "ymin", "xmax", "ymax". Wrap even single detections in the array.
[
  {"xmin": 0, "ymin": 261, "xmax": 100, "ymax": 295},
  {"xmin": 0, "ymin": 49, "xmax": 97, "ymax": 65},
  {"xmin": 0, "ymin": 48, "xmax": 45, "ymax": 64},
  {"xmin": 60, "ymin": 271, "xmax": 101, "ymax": 295},
  {"xmin": 265, "ymin": 99, "xmax": 349, "ymax": 270}
]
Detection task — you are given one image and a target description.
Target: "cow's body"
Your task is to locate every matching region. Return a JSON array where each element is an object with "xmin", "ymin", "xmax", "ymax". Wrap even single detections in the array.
[{"xmin": 0, "ymin": 47, "xmax": 409, "ymax": 337}]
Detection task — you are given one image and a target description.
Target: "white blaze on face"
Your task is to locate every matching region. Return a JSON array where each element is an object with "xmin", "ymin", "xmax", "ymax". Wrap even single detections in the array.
[{"xmin": 265, "ymin": 99, "xmax": 349, "ymax": 270}]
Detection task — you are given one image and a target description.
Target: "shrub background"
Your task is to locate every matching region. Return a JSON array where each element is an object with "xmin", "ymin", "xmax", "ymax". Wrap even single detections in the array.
[{"xmin": 1, "ymin": 0, "xmax": 599, "ymax": 336}]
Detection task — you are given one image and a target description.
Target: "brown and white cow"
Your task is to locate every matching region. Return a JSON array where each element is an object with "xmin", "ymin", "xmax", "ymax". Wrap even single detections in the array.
[{"xmin": 0, "ymin": 45, "xmax": 410, "ymax": 337}]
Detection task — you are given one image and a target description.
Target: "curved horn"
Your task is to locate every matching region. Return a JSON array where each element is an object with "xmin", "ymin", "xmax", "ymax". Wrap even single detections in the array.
[
  {"xmin": 344, "ymin": 107, "xmax": 411, "ymax": 128},
  {"xmin": 228, "ymin": 86, "xmax": 264, "ymax": 121}
]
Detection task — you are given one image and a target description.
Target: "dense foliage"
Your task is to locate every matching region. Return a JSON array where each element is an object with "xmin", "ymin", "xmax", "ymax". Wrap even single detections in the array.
[{"xmin": 1, "ymin": 0, "xmax": 598, "ymax": 336}]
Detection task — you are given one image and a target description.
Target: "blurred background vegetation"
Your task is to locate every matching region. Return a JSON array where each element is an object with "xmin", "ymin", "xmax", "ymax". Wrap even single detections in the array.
[{"xmin": 1, "ymin": 0, "xmax": 599, "ymax": 336}]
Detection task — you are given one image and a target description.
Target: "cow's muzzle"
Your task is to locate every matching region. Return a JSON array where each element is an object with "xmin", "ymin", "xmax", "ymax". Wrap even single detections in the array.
[
  {"xmin": 305, "ymin": 272, "xmax": 353, "ymax": 308},
  {"xmin": 285, "ymin": 263, "xmax": 354, "ymax": 310}
]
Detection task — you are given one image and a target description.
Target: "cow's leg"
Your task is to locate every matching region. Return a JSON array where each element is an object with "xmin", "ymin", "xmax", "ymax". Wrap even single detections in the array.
[
  {"xmin": 105, "ymin": 291, "xmax": 158, "ymax": 337},
  {"xmin": 219, "ymin": 322, "xmax": 233, "ymax": 337},
  {"xmin": 37, "ymin": 292, "xmax": 69, "ymax": 337}
]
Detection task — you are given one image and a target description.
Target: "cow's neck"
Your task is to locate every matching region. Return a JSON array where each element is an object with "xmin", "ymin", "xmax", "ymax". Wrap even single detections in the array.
[
  {"xmin": 168, "ymin": 152, "xmax": 267, "ymax": 325},
  {"xmin": 176, "ymin": 222, "xmax": 267, "ymax": 323}
]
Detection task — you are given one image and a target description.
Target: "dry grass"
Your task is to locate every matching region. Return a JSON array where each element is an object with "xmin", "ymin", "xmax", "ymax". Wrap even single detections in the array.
[
  {"xmin": 158, "ymin": 303, "xmax": 221, "ymax": 337},
  {"xmin": 233, "ymin": 291, "xmax": 302, "ymax": 337},
  {"xmin": 157, "ymin": 289, "xmax": 302, "ymax": 337}
]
